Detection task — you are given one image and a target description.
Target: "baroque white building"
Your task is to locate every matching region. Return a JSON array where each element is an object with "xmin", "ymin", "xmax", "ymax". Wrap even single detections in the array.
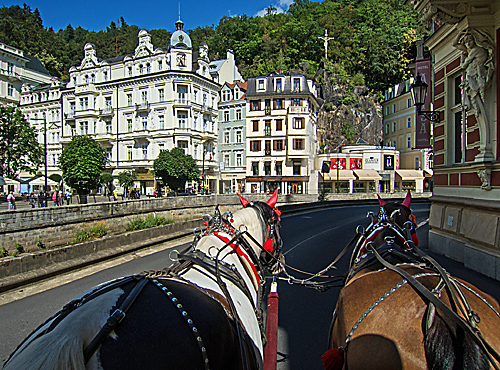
[{"xmin": 20, "ymin": 20, "xmax": 239, "ymax": 194}]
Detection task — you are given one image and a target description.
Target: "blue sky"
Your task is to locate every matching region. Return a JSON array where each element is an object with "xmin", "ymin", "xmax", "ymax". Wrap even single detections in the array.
[{"xmin": 1, "ymin": 0, "xmax": 296, "ymax": 32}]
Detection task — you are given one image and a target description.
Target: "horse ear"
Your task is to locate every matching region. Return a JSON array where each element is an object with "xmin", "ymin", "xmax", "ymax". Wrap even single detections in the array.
[
  {"xmin": 377, "ymin": 194, "xmax": 387, "ymax": 206},
  {"xmin": 237, "ymin": 193, "xmax": 251, "ymax": 208},
  {"xmin": 402, "ymin": 190, "xmax": 412, "ymax": 208},
  {"xmin": 266, "ymin": 188, "xmax": 279, "ymax": 208}
]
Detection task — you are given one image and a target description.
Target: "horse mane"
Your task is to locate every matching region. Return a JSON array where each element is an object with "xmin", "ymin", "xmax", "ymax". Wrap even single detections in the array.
[{"xmin": 424, "ymin": 313, "xmax": 490, "ymax": 370}]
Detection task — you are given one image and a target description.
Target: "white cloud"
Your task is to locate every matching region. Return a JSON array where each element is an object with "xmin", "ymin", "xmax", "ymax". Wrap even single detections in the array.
[{"xmin": 256, "ymin": 0, "xmax": 292, "ymax": 17}]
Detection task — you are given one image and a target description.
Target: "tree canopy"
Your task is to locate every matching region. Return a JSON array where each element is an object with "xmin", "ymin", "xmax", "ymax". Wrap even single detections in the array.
[
  {"xmin": 117, "ymin": 170, "xmax": 137, "ymax": 190},
  {"xmin": 0, "ymin": 0, "xmax": 427, "ymax": 92},
  {"xmin": 0, "ymin": 106, "xmax": 43, "ymax": 179},
  {"xmin": 59, "ymin": 136, "xmax": 107, "ymax": 195},
  {"xmin": 153, "ymin": 148, "xmax": 200, "ymax": 192}
]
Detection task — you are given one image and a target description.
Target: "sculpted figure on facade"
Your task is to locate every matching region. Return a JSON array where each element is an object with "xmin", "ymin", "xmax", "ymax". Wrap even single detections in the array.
[{"xmin": 453, "ymin": 28, "xmax": 495, "ymax": 114}]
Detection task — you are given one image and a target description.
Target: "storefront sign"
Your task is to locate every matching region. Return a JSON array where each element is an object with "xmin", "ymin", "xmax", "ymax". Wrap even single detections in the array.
[
  {"xmin": 415, "ymin": 58, "xmax": 432, "ymax": 148},
  {"xmin": 384, "ymin": 155, "xmax": 395, "ymax": 170},
  {"xmin": 350, "ymin": 158, "xmax": 363, "ymax": 170},
  {"xmin": 330, "ymin": 158, "xmax": 346, "ymax": 170}
]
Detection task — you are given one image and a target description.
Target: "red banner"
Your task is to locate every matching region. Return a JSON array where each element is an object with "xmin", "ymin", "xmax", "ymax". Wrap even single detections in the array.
[
  {"xmin": 330, "ymin": 158, "xmax": 346, "ymax": 170},
  {"xmin": 350, "ymin": 158, "xmax": 363, "ymax": 170},
  {"xmin": 415, "ymin": 59, "xmax": 432, "ymax": 149}
]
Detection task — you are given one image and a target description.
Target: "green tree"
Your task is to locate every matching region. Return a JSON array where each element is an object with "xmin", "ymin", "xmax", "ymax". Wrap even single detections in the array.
[
  {"xmin": 153, "ymin": 147, "xmax": 199, "ymax": 192},
  {"xmin": 0, "ymin": 106, "xmax": 43, "ymax": 179},
  {"xmin": 117, "ymin": 170, "xmax": 137, "ymax": 192},
  {"xmin": 59, "ymin": 136, "xmax": 107, "ymax": 202},
  {"xmin": 99, "ymin": 172, "xmax": 115, "ymax": 195}
]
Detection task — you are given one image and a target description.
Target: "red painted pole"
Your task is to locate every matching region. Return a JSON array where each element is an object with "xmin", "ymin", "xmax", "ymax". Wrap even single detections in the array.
[{"xmin": 263, "ymin": 280, "xmax": 279, "ymax": 370}]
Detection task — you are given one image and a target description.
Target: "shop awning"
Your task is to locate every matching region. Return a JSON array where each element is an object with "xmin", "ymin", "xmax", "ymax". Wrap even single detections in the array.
[
  {"xmin": 353, "ymin": 170, "xmax": 382, "ymax": 181},
  {"xmin": 324, "ymin": 170, "xmax": 356, "ymax": 181},
  {"xmin": 3, "ymin": 177, "xmax": 20, "ymax": 184},
  {"xmin": 395, "ymin": 170, "xmax": 424, "ymax": 180},
  {"xmin": 424, "ymin": 169, "xmax": 433, "ymax": 177},
  {"xmin": 28, "ymin": 176, "xmax": 58, "ymax": 185}
]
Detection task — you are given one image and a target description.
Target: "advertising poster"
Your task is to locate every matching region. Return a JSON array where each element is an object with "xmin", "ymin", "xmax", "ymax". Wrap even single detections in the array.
[
  {"xmin": 330, "ymin": 158, "xmax": 346, "ymax": 170},
  {"xmin": 415, "ymin": 58, "xmax": 432, "ymax": 148},
  {"xmin": 350, "ymin": 158, "xmax": 363, "ymax": 169}
]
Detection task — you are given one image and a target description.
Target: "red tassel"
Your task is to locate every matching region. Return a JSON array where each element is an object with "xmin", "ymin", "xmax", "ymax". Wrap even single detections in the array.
[
  {"xmin": 263, "ymin": 239, "xmax": 273, "ymax": 252},
  {"xmin": 412, "ymin": 233, "xmax": 419, "ymax": 246},
  {"xmin": 322, "ymin": 348, "xmax": 344, "ymax": 370}
]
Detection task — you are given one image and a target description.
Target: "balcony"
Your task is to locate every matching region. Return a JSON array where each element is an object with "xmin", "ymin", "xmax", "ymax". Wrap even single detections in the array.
[
  {"xmin": 288, "ymin": 106, "xmax": 308, "ymax": 114},
  {"xmin": 74, "ymin": 109, "xmax": 99, "ymax": 118},
  {"xmin": 174, "ymin": 98, "xmax": 190, "ymax": 106},
  {"xmin": 75, "ymin": 83, "xmax": 98, "ymax": 95},
  {"xmin": 100, "ymin": 106, "xmax": 114, "ymax": 117},
  {"xmin": 265, "ymin": 107, "xmax": 271, "ymax": 115},
  {"xmin": 95, "ymin": 133, "xmax": 114, "ymax": 145},
  {"xmin": 65, "ymin": 111, "xmax": 76, "ymax": 121},
  {"xmin": 136, "ymin": 102, "xmax": 150, "ymax": 112},
  {"xmin": 0, "ymin": 69, "xmax": 20, "ymax": 81}
]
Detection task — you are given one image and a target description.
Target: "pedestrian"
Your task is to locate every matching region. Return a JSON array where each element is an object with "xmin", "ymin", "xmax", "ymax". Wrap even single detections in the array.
[
  {"xmin": 57, "ymin": 191, "xmax": 63, "ymax": 206},
  {"xmin": 52, "ymin": 191, "xmax": 57, "ymax": 207},
  {"xmin": 39, "ymin": 191, "xmax": 46, "ymax": 207},
  {"xmin": 112, "ymin": 190, "xmax": 118, "ymax": 201},
  {"xmin": 65, "ymin": 190, "xmax": 71, "ymax": 205},
  {"xmin": 29, "ymin": 192, "xmax": 36, "ymax": 208},
  {"xmin": 6, "ymin": 191, "xmax": 16, "ymax": 210}
]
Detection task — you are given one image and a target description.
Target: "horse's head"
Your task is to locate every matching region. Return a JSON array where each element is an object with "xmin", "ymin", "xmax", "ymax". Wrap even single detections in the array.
[
  {"xmin": 376, "ymin": 190, "xmax": 418, "ymax": 246},
  {"xmin": 237, "ymin": 189, "xmax": 284, "ymax": 275}
]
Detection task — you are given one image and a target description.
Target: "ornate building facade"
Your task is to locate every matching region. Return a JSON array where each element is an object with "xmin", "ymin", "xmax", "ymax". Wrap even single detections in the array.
[
  {"xmin": 410, "ymin": 0, "xmax": 500, "ymax": 280},
  {"xmin": 218, "ymin": 81, "xmax": 247, "ymax": 194},
  {"xmin": 245, "ymin": 75, "xmax": 319, "ymax": 194},
  {"xmin": 20, "ymin": 21, "xmax": 236, "ymax": 194}
]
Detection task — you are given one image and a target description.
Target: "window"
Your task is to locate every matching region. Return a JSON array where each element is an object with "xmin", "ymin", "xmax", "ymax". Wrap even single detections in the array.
[
  {"xmin": 158, "ymin": 89, "xmax": 164, "ymax": 102},
  {"xmin": 454, "ymin": 75, "xmax": 462, "ymax": 105},
  {"xmin": 80, "ymin": 121, "xmax": 89, "ymax": 135},
  {"xmin": 139, "ymin": 64, "xmax": 144, "ymax": 74},
  {"xmin": 141, "ymin": 144, "xmax": 148, "ymax": 159},
  {"xmin": 293, "ymin": 139, "xmax": 304, "ymax": 150},
  {"xmin": 252, "ymin": 120, "xmax": 259, "ymax": 132},
  {"xmin": 127, "ymin": 94, "xmax": 133, "ymax": 106},
  {"xmin": 127, "ymin": 119, "xmax": 133, "ymax": 132},
  {"xmin": 127, "ymin": 146, "xmax": 133, "ymax": 160},
  {"xmin": 392, "ymin": 104, "xmax": 396, "ymax": 113},
  {"xmin": 146, "ymin": 63, "xmax": 151, "ymax": 73},
  {"xmin": 392, "ymin": 122, "xmax": 397, "ymax": 132},
  {"xmin": 275, "ymin": 98, "xmax": 283, "ymax": 110},
  {"xmin": 236, "ymin": 153, "xmax": 242, "ymax": 167},
  {"xmin": 224, "ymin": 131, "xmax": 230, "ymax": 144},
  {"xmin": 128, "ymin": 66, "xmax": 132, "ymax": 76},
  {"xmin": 178, "ymin": 141, "xmax": 188, "ymax": 153},
  {"xmin": 386, "ymin": 106, "xmax": 389, "ymax": 116},
  {"xmin": 250, "ymin": 100, "xmax": 260, "ymax": 111},
  {"xmin": 142, "ymin": 116, "xmax": 147, "ymax": 131},
  {"xmin": 276, "ymin": 119, "xmax": 283, "ymax": 131},
  {"xmin": 236, "ymin": 130, "xmax": 242, "ymax": 143},
  {"xmin": 407, "ymin": 117, "xmax": 411, "ymax": 128},
  {"xmin": 250, "ymin": 140, "xmax": 261, "ymax": 152},
  {"xmin": 264, "ymin": 162, "xmax": 271, "ymax": 175},
  {"xmin": 258, "ymin": 79, "xmax": 265, "ymax": 91},
  {"xmin": 265, "ymin": 99, "xmax": 271, "ymax": 113},
  {"xmin": 454, "ymin": 111, "xmax": 463, "ymax": 163},
  {"xmin": 293, "ymin": 78, "xmax": 301, "ymax": 92},
  {"xmin": 274, "ymin": 140, "xmax": 284, "ymax": 151},
  {"xmin": 293, "ymin": 162, "xmax": 301, "ymax": 175},
  {"xmin": 265, "ymin": 120, "xmax": 271, "ymax": 136},
  {"xmin": 407, "ymin": 98, "xmax": 411, "ymax": 108},
  {"xmin": 177, "ymin": 85, "xmax": 187, "ymax": 104},
  {"xmin": 7, "ymin": 84, "xmax": 14, "ymax": 97},
  {"xmin": 159, "ymin": 115, "xmax": 164, "ymax": 129},
  {"xmin": 224, "ymin": 154, "xmax": 230, "ymax": 168},
  {"xmin": 293, "ymin": 117, "xmax": 304, "ymax": 129},
  {"xmin": 80, "ymin": 97, "xmax": 88, "ymax": 110},
  {"xmin": 252, "ymin": 162, "xmax": 259, "ymax": 176},
  {"xmin": 407, "ymin": 136, "xmax": 411, "ymax": 148},
  {"xmin": 276, "ymin": 78, "xmax": 282, "ymax": 92},
  {"xmin": 385, "ymin": 123, "xmax": 390, "ymax": 134},
  {"xmin": 158, "ymin": 60, "xmax": 163, "ymax": 71},
  {"xmin": 106, "ymin": 121, "xmax": 112, "ymax": 133},
  {"xmin": 265, "ymin": 140, "xmax": 271, "ymax": 155},
  {"xmin": 223, "ymin": 111, "xmax": 229, "ymax": 122},
  {"xmin": 105, "ymin": 148, "xmax": 112, "ymax": 160},
  {"xmin": 236, "ymin": 109, "xmax": 242, "ymax": 120},
  {"xmin": 276, "ymin": 162, "xmax": 282, "ymax": 175},
  {"xmin": 158, "ymin": 143, "xmax": 165, "ymax": 152},
  {"xmin": 141, "ymin": 90, "xmax": 148, "ymax": 103},
  {"xmin": 292, "ymin": 98, "xmax": 301, "ymax": 106},
  {"xmin": 178, "ymin": 112, "xmax": 187, "ymax": 128}
]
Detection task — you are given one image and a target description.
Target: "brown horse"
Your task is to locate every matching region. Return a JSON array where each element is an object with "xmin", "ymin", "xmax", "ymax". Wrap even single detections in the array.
[{"xmin": 324, "ymin": 192, "xmax": 500, "ymax": 370}]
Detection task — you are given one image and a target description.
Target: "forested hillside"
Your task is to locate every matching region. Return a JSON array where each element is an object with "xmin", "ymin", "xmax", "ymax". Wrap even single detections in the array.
[{"xmin": 0, "ymin": 0, "xmax": 426, "ymax": 92}]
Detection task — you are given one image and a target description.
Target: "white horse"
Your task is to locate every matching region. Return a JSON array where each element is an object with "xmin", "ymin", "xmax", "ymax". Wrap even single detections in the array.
[{"xmin": 3, "ymin": 191, "xmax": 284, "ymax": 370}]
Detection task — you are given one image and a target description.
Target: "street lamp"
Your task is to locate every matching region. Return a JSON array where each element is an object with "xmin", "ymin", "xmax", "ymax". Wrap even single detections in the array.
[
  {"xmin": 410, "ymin": 73, "xmax": 441, "ymax": 123},
  {"xmin": 30, "ymin": 113, "xmax": 48, "ymax": 192}
]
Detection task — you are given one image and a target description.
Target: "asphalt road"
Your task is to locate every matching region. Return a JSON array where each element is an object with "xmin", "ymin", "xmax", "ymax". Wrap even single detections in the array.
[{"xmin": 1, "ymin": 202, "xmax": 499, "ymax": 369}]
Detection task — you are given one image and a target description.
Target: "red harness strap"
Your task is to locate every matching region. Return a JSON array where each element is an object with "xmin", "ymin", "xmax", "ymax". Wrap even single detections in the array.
[{"xmin": 213, "ymin": 231, "xmax": 260, "ymax": 285}]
